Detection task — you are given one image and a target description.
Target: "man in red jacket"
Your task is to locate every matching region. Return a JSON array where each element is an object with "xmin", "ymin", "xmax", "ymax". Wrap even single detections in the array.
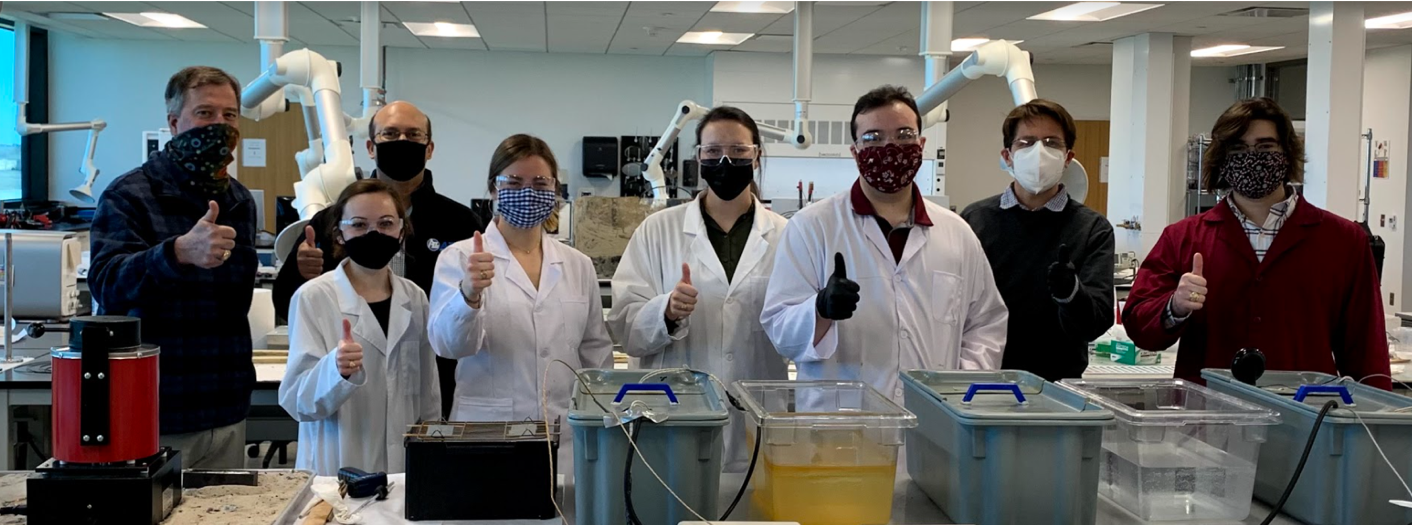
[{"xmin": 1124, "ymin": 98, "xmax": 1391, "ymax": 389}]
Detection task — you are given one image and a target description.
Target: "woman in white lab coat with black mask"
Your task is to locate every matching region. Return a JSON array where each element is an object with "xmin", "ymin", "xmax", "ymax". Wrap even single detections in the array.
[
  {"xmin": 280, "ymin": 179, "xmax": 442, "ymax": 476},
  {"xmin": 609, "ymin": 106, "xmax": 789, "ymax": 472},
  {"xmin": 429, "ymin": 134, "xmax": 613, "ymax": 425}
]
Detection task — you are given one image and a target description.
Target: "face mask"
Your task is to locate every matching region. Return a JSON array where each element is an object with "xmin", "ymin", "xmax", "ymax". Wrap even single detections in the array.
[
  {"xmin": 374, "ymin": 140, "xmax": 429, "ymax": 182},
  {"xmin": 496, "ymin": 187, "xmax": 558, "ymax": 229},
  {"xmin": 166, "ymin": 124, "xmax": 239, "ymax": 195},
  {"xmin": 854, "ymin": 143, "xmax": 923, "ymax": 194},
  {"xmin": 700, "ymin": 158, "xmax": 755, "ymax": 201},
  {"xmin": 1008, "ymin": 144, "xmax": 1067, "ymax": 194},
  {"xmin": 1220, "ymin": 151, "xmax": 1289, "ymax": 199},
  {"xmin": 342, "ymin": 231, "xmax": 402, "ymax": 269}
]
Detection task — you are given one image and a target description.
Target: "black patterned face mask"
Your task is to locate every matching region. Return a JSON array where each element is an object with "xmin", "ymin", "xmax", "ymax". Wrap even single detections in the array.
[
  {"xmin": 165, "ymin": 123, "xmax": 240, "ymax": 195},
  {"xmin": 1220, "ymin": 151, "xmax": 1289, "ymax": 199}
]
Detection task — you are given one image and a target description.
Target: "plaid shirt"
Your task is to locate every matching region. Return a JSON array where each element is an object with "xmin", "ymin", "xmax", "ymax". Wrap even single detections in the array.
[
  {"xmin": 1226, "ymin": 192, "xmax": 1298, "ymax": 262},
  {"xmin": 1000, "ymin": 183, "xmax": 1070, "ymax": 212},
  {"xmin": 89, "ymin": 152, "xmax": 257, "ymax": 435}
]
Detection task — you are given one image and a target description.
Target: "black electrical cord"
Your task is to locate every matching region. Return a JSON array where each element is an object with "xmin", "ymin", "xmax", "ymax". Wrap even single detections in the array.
[
  {"xmin": 1261, "ymin": 400, "xmax": 1339, "ymax": 525},
  {"xmin": 0, "ymin": 505, "xmax": 23, "ymax": 516},
  {"xmin": 624, "ymin": 421, "xmax": 645, "ymax": 525},
  {"xmin": 720, "ymin": 428, "xmax": 762, "ymax": 520}
]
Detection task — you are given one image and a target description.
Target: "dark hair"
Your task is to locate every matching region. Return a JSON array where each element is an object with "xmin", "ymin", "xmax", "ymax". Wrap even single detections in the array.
[
  {"xmin": 695, "ymin": 106, "xmax": 763, "ymax": 197},
  {"xmin": 367, "ymin": 103, "xmax": 434, "ymax": 141},
  {"xmin": 1203, "ymin": 97, "xmax": 1306, "ymax": 190},
  {"xmin": 326, "ymin": 179, "xmax": 412, "ymax": 259},
  {"xmin": 486, "ymin": 134, "xmax": 561, "ymax": 231},
  {"xmin": 1002, "ymin": 99, "xmax": 1077, "ymax": 149},
  {"xmin": 850, "ymin": 85, "xmax": 922, "ymax": 142},
  {"xmin": 165, "ymin": 66, "xmax": 241, "ymax": 116}
]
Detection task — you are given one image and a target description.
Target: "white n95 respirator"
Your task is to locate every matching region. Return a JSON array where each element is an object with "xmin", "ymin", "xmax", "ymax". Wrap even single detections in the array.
[{"xmin": 1008, "ymin": 144, "xmax": 1067, "ymax": 194}]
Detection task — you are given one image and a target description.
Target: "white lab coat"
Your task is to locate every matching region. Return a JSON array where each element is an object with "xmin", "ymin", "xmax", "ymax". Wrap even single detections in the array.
[
  {"xmin": 429, "ymin": 221, "xmax": 614, "ymax": 425},
  {"xmin": 608, "ymin": 194, "xmax": 789, "ymax": 472},
  {"xmin": 279, "ymin": 260, "xmax": 441, "ymax": 476},
  {"xmin": 760, "ymin": 188, "xmax": 1009, "ymax": 402}
]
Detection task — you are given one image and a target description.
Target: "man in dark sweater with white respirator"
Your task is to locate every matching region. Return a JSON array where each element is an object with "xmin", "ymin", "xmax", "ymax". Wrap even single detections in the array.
[{"xmin": 962, "ymin": 99, "xmax": 1114, "ymax": 381}]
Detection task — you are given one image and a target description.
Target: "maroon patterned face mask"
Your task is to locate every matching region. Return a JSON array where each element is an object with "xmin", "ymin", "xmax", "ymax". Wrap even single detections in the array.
[
  {"xmin": 1220, "ymin": 151, "xmax": 1289, "ymax": 199},
  {"xmin": 854, "ymin": 143, "xmax": 923, "ymax": 194}
]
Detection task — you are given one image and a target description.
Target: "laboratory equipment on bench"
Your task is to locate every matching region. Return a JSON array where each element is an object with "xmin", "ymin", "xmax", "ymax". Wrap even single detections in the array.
[
  {"xmin": 0, "ymin": 230, "xmax": 84, "ymax": 320},
  {"xmin": 569, "ymin": 369, "xmax": 728, "ymax": 525},
  {"xmin": 28, "ymin": 315, "xmax": 182, "ymax": 525},
  {"xmin": 900, "ymin": 370, "xmax": 1112, "ymax": 525},
  {"xmin": 1055, "ymin": 378, "xmax": 1279, "ymax": 522},
  {"xmin": 733, "ymin": 380, "xmax": 917, "ymax": 525},
  {"xmin": 1204, "ymin": 369, "xmax": 1412, "ymax": 525},
  {"xmin": 403, "ymin": 420, "xmax": 561, "ymax": 521}
]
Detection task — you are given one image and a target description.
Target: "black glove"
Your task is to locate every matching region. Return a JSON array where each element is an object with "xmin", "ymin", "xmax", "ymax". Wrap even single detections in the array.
[
  {"xmin": 816, "ymin": 252, "xmax": 861, "ymax": 320},
  {"xmin": 1047, "ymin": 243, "xmax": 1079, "ymax": 301}
]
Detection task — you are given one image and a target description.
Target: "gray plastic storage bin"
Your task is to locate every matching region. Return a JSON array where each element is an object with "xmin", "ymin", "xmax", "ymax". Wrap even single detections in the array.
[
  {"xmin": 1057, "ymin": 378, "xmax": 1280, "ymax": 522},
  {"xmin": 901, "ymin": 370, "xmax": 1113, "ymax": 525},
  {"xmin": 1203, "ymin": 369, "xmax": 1412, "ymax": 525},
  {"xmin": 568, "ymin": 369, "xmax": 728, "ymax": 525}
]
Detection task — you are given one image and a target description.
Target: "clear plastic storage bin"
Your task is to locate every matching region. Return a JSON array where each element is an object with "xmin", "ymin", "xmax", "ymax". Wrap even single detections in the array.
[
  {"xmin": 1203, "ymin": 369, "xmax": 1412, "ymax": 525},
  {"xmin": 902, "ymin": 370, "xmax": 1113, "ymax": 525},
  {"xmin": 1057, "ymin": 378, "xmax": 1280, "ymax": 522},
  {"xmin": 733, "ymin": 380, "xmax": 916, "ymax": 525}
]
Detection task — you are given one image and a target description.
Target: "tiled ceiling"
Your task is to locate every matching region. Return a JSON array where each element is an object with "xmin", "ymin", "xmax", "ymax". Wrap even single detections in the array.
[{"xmin": 5, "ymin": 1, "xmax": 1412, "ymax": 65}]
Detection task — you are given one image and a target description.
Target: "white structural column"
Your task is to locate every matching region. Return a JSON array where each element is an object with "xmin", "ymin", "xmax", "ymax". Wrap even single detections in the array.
[
  {"xmin": 921, "ymin": 1, "xmax": 952, "ymax": 196},
  {"xmin": 1305, "ymin": 1, "xmax": 1366, "ymax": 219},
  {"xmin": 1107, "ymin": 33, "xmax": 1192, "ymax": 258}
]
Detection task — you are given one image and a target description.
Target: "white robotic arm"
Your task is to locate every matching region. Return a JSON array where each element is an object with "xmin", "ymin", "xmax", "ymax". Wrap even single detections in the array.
[
  {"xmin": 916, "ymin": 40, "xmax": 1036, "ymax": 128},
  {"xmin": 11, "ymin": 20, "xmax": 107, "ymax": 202}
]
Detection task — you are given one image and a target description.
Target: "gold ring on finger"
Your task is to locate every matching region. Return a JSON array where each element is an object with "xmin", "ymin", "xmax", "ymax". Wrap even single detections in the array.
[
  {"xmin": 480, "ymin": 270, "xmax": 488, "ymax": 280},
  {"xmin": 1189, "ymin": 291, "xmax": 1201, "ymax": 301},
  {"xmin": 222, "ymin": 250, "xmax": 231, "ymax": 261}
]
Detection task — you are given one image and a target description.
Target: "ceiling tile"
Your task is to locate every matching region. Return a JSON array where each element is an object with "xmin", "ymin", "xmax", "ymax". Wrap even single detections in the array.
[
  {"xmin": 288, "ymin": 2, "xmax": 357, "ymax": 46},
  {"xmin": 689, "ymin": 12, "xmax": 787, "ymax": 34},
  {"xmin": 384, "ymin": 1, "xmax": 473, "ymax": 23},
  {"xmin": 0, "ymin": 11, "xmax": 106, "ymax": 38},
  {"xmin": 474, "ymin": 9, "xmax": 546, "ymax": 52},
  {"xmin": 547, "ymin": 13, "xmax": 622, "ymax": 53},
  {"xmin": 760, "ymin": 4, "xmax": 880, "ymax": 36},
  {"xmin": 812, "ymin": 1, "xmax": 918, "ymax": 54},
  {"xmin": 145, "ymin": 1, "xmax": 250, "ymax": 41},
  {"xmin": 1, "ymin": 1, "xmax": 88, "ymax": 13},
  {"xmin": 546, "ymin": 1, "xmax": 628, "ymax": 16}
]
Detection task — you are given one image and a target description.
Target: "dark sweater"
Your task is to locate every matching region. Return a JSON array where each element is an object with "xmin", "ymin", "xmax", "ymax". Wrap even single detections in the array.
[{"xmin": 962, "ymin": 194, "xmax": 1115, "ymax": 381}]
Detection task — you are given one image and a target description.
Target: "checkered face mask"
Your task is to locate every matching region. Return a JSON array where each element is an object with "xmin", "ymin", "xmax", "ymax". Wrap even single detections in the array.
[{"xmin": 496, "ymin": 187, "xmax": 557, "ymax": 229}]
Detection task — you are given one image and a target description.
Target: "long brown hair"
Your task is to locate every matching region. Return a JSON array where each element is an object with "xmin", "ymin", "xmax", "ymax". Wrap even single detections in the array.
[
  {"xmin": 1203, "ymin": 97, "xmax": 1306, "ymax": 191},
  {"xmin": 486, "ymin": 134, "xmax": 561, "ymax": 231},
  {"xmin": 326, "ymin": 178, "xmax": 412, "ymax": 259}
]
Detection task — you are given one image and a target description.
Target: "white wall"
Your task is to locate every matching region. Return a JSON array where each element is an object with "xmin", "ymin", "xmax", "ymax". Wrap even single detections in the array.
[
  {"xmin": 1361, "ymin": 45, "xmax": 1412, "ymax": 311},
  {"xmin": 48, "ymin": 34, "xmax": 363, "ymax": 200}
]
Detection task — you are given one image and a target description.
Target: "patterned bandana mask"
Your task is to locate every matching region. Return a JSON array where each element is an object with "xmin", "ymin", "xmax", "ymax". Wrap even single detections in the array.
[
  {"xmin": 854, "ymin": 143, "xmax": 923, "ymax": 194},
  {"xmin": 165, "ymin": 123, "xmax": 240, "ymax": 196},
  {"xmin": 1220, "ymin": 151, "xmax": 1289, "ymax": 199},
  {"xmin": 496, "ymin": 187, "xmax": 558, "ymax": 229}
]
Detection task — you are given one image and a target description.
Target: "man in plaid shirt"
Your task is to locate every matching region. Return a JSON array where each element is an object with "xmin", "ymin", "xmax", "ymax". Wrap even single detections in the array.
[{"xmin": 90, "ymin": 66, "xmax": 257, "ymax": 468}]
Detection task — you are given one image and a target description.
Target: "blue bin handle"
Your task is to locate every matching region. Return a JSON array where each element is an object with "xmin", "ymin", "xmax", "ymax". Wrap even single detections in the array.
[
  {"xmin": 613, "ymin": 383, "xmax": 680, "ymax": 405},
  {"xmin": 962, "ymin": 383, "xmax": 1027, "ymax": 404},
  {"xmin": 1293, "ymin": 384, "xmax": 1354, "ymax": 405}
]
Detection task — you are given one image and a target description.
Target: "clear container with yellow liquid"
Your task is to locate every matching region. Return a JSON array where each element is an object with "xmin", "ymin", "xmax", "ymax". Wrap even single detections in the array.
[{"xmin": 734, "ymin": 381, "xmax": 917, "ymax": 525}]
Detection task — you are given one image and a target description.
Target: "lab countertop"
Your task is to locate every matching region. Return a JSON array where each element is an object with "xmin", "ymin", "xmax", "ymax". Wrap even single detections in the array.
[{"xmin": 0, "ymin": 354, "xmax": 283, "ymax": 389}]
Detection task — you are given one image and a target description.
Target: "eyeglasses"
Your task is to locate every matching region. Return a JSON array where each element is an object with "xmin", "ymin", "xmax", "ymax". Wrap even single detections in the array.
[
  {"xmin": 495, "ymin": 174, "xmax": 557, "ymax": 191},
  {"xmin": 697, "ymin": 144, "xmax": 759, "ymax": 161},
  {"xmin": 375, "ymin": 128, "xmax": 429, "ymax": 144},
  {"xmin": 856, "ymin": 129, "xmax": 921, "ymax": 148},
  {"xmin": 1011, "ymin": 137, "xmax": 1068, "ymax": 150},
  {"xmin": 339, "ymin": 216, "xmax": 403, "ymax": 236},
  {"xmin": 1227, "ymin": 142, "xmax": 1282, "ymax": 156}
]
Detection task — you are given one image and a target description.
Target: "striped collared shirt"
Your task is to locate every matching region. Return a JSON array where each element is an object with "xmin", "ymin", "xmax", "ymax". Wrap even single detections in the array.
[
  {"xmin": 1000, "ymin": 183, "xmax": 1069, "ymax": 212},
  {"xmin": 1226, "ymin": 191, "xmax": 1299, "ymax": 262}
]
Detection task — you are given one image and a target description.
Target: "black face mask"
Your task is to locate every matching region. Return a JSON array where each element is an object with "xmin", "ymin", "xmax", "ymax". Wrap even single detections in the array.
[
  {"xmin": 374, "ymin": 140, "xmax": 429, "ymax": 182},
  {"xmin": 700, "ymin": 158, "xmax": 754, "ymax": 201},
  {"xmin": 342, "ymin": 231, "xmax": 402, "ymax": 269}
]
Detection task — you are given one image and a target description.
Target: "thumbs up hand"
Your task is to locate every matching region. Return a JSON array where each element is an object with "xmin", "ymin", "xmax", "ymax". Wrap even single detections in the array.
[
  {"xmin": 460, "ymin": 231, "xmax": 496, "ymax": 307},
  {"xmin": 337, "ymin": 319, "xmax": 364, "ymax": 379},
  {"xmin": 1172, "ymin": 253, "xmax": 1208, "ymax": 317},
  {"xmin": 296, "ymin": 224, "xmax": 324, "ymax": 280},
  {"xmin": 175, "ymin": 201, "xmax": 238, "ymax": 269},
  {"xmin": 816, "ymin": 252, "xmax": 861, "ymax": 321},
  {"xmin": 1047, "ymin": 243, "xmax": 1079, "ymax": 301},
  {"xmin": 666, "ymin": 263, "xmax": 699, "ymax": 322}
]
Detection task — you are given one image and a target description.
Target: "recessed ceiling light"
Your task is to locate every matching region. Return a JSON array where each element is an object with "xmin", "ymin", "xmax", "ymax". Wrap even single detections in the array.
[
  {"xmin": 403, "ymin": 21, "xmax": 480, "ymax": 38},
  {"xmin": 1367, "ymin": 11, "xmax": 1412, "ymax": 29},
  {"xmin": 104, "ymin": 12, "xmax": 206, "ymax": 29},
  {"xmin": 712, "ymin": 1, "xmax": 794, "ymax": 14},
  {"xmin": 676, "ymin": 31, "xmax": 754, "ymax": 45},
  {"xmin": 1190, "ymin": 44, "xmax": 1284, "ymax": 58},
  {"xmin": 1028, "ymin": 2, "xmax": 1164, "ymax": 22},
  {"xmin": 950, "ymin": 38, "xmax": 1025, "ymax": 52}
]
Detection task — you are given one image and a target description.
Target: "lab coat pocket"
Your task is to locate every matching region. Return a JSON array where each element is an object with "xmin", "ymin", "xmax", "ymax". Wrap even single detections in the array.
[
  {"xmin": 453, "ymin": 396, "xmax": 513, "ymax": 422},
  {"xmin": 931, "ymin": 271, "xmax": 962, "ymax": 325},
  {"xmin": 558, "ymin": 297, "xmax": 591, "ymax": 345}
]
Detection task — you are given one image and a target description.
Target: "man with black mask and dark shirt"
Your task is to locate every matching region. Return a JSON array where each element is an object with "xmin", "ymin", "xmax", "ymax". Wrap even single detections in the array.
[{"xmin": 274, "ymin": 100, "xmax": 485, "ymax": 419}]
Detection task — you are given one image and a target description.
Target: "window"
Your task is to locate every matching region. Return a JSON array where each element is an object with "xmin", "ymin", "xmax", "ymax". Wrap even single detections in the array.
[{"xmin": 0, "ymin": 22, "xmax": 19, "ymax": 201}]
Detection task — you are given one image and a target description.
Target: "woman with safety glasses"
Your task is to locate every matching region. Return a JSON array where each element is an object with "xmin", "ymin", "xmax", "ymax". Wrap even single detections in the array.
[
  {"xmin": 428, "ymin": 134, "xmax": 613, "ymax": 424},
  {"xmin": 280, "ymin": 179, "xmax": 442, "ymax": 475},
  {"xmin": 608, "ymin": 106, "xmax": 790, "ymax": 472}
]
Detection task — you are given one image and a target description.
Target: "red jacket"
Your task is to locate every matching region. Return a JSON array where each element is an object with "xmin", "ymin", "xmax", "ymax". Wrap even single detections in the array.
[{"xmin": 1123, "ymin": 199, "xmax": 1392, "ymax": 389}]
